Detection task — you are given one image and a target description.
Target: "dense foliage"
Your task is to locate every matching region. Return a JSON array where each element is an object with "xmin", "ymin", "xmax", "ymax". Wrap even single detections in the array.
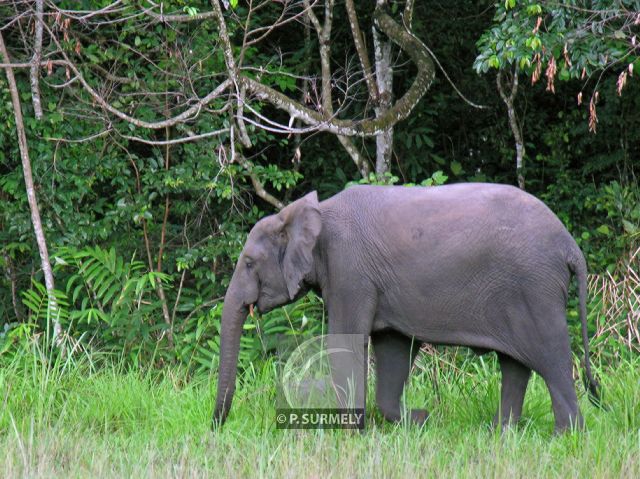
[{"xmin": 1, "ymin": 1, "xmax": 638, "ymax": 370}]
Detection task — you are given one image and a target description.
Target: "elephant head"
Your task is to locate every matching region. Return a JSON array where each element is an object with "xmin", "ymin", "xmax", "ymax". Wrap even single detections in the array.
[{"xmin": 212, "ymin": 191, "xmax": 322, "ymax": 426}]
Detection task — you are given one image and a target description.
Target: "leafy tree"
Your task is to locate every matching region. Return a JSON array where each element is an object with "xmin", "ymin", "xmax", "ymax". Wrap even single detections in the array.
[{"xmin": 476, "ymin": 0, "xmax": 639, "ymax": 130}]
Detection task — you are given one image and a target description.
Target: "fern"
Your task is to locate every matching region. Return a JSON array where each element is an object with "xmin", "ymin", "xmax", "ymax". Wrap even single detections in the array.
[
  {"xmin": 55, "ymin": 246, "xmax": 169, "ymax": 326},
  {"xmin": 23, "ymin": 246, "xmax": 173, "ymax": 357},
  {"xmin": 21, "ymin": 280, "xmax": 69, "ymax": 325}
]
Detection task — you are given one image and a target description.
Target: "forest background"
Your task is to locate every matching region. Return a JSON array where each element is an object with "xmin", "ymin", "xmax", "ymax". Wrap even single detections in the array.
[{"xmin": 0, "ymin": 2, "xmax": 639, "ymax": 475}]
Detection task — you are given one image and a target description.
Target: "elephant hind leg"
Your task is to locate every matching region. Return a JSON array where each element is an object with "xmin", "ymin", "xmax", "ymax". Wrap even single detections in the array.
[
  {"xmin": 494, "ymin": 352, "xmax": 531, "ymax": 429},
  {"xmin": 371, "ymin": 330, "xmax": 426, "ymax": 424},
  {"xmin": 504, "ymin": 288, "xmax": 582, "ymax": 433},
  {"xmin": 526, "ymin": 319, "xmax": 582, "ymax": 433},
  {"xmin": 539, "ymin": 356, "xmax": 583, "ymax": 433}
]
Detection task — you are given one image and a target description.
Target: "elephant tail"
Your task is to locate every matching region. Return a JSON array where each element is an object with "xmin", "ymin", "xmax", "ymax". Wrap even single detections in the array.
[{"xmin": 568, "ymin": 247, "xmax": 604, "ymax": 409}]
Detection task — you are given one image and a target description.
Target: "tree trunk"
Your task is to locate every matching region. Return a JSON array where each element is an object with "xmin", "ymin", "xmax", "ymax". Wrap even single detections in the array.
[
  {"xmin": 373, "ymin": 25, "xmax": 394, "ymax": 178},
  {"xmin": 0, "ymin": 32, "xmax": 60, "ymax": 339},
  {"xmin": 497, "ymin": 69, "xmax": 525, "ymax": 190}
]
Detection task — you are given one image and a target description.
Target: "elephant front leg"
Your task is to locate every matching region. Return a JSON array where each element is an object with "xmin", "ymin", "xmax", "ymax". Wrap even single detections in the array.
[
  {"xmin": 323, "ymin": 287, "xmax": 377, "ymax": 426},
  {"xmin": 494, "ymin": 352, "xmax": 531, "ymax": 429},
  {"xmin": 371, "ymin": 330, "xmax": 427, "ymax": 425},
  {"xmin": 326, "ymin": 334, "xmax": 368, "ymax": 412}
]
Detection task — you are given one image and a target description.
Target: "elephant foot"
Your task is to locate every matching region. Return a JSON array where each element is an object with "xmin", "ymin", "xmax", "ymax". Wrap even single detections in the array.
[
  {"xmin": 379, "ymin": 407, "xmax": 429, "ymax": 425},
  {"xmin": 409, "ymin": 408, "xmax": 429, "ymax": 425},
  {"xmin": 492, "ymin": 411, "xmax": 520, "ymax": 431},
  {"xmin": 553, "ymin": 413, "xmax": 584, "ymax": 435}
]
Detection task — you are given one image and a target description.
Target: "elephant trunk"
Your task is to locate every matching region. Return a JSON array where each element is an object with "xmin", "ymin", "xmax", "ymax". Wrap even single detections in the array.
[{"xmin": 212, "ymin": 285, "xmax": 249, "ymax": 427}]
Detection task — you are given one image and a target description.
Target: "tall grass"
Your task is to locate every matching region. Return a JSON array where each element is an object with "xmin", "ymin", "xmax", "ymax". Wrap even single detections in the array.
[
  {"xmin": 1, "ymin": 340, "xmax": 639, "ymax": 478},
  {"xmin": 589, "ymin": 245, "xmax": 640, "ymax": 355}
]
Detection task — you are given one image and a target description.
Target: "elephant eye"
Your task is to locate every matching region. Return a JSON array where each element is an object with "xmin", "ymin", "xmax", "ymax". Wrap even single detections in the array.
[{"xmin": 245, "ymin": 261, "xmax": 253, "ymax": 269}]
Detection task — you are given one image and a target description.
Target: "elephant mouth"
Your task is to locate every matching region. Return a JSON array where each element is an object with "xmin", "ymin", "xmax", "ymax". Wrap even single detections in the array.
[
  {"xmin": 255, "ymin": 292, "xmax": 281, "ymax": 314},
  {"xmin": 254, "ymin": 301, "xmax": 275, "ymax": 315}
]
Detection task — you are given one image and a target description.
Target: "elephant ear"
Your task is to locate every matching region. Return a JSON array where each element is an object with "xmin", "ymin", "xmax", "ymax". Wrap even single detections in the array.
[{"xmin": 278, "ymin": 191, "xmax": 322, "ymax": 300}]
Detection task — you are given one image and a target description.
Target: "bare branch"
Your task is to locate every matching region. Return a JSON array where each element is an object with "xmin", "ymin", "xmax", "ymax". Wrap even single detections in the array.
[
  {"xmin": 244, "ymin": 165, "xmax": 285, "ymax": 209},
  {"xmin": 144, "ymin": 0, "xmax": 218, "ymax": 23},
  {"xmin": 403, "ymin": 0, "xmax": 415, "ymax": 29},
  {"xmin": 423, "ymin": 43, "xmax": 489, "ymax": 110},
  {"xmin": 36, "ymin": 1, "xmax": 433, "ymax": 143},
  {"xmin": 30, "ymin": 0, "xmax": 44, "ymax": 119},
  {"xmin": 44, "ymin": 128, "xmax": 112, "ymax": 143},
  {"xmin": 336, "ymin": 135, "xmax": 370, "ymax": 178},
  {"xmin": 235, "ymin": 83, "xmax": 252, "ymax": 148},
  {"xmin": 345, "ymin": 0, "xmax": 378, "ymax": 101},
  {"xmin": 49, "ymin": 0, "xmax": 127, "ymax": 21},
  {"xmin": 243, "ymin": 1, "xmax": 318, "ymax": 48},
  {"xmin": 303, "ymin": 0, "xmax": 334, "ymax": 114},
  {"xmin": 237, "ymin": 8, "xmax": 435, "ymax": 136},
  {"xmin": 46, "ymin": 30, "xmax": 233, "ymax": 129},
  {"xmin": 119, "ymin": 128, "xmax": 229, "ymax": 146},
  {"xmin": 210, "ymin": 0, "xmax": 252, "ymax": 148},
  {"xmin": 303, "ymin": 0, "xmax": 370, "ymax": 176},
  {"xmin": 0, "ymin": 59, "xmax": 66, "ymax": 68},
  {"xmin": 210, "ymin": 0, "xmax": 239, "ymax": 78},
  {"xmin": 234, "ymin": 147, "xmax": 284, "ymax": 210}
]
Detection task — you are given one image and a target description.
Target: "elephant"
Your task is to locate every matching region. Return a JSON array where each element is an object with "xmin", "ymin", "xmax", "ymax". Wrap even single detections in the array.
[{"xmin": 213, "ymin": 183, "xmax": 601, "ymax": 433}]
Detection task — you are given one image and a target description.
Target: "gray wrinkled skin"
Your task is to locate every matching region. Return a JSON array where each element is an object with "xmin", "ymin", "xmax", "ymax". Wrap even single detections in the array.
[{"xmin": 213, "ymin": 183, "xmax": 600, "ymax": 433}]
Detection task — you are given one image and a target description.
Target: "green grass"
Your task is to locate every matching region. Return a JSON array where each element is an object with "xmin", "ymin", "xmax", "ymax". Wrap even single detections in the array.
[{"xmin": 1, "ymin": 347, "xmax": 639, "ymax": 478}]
